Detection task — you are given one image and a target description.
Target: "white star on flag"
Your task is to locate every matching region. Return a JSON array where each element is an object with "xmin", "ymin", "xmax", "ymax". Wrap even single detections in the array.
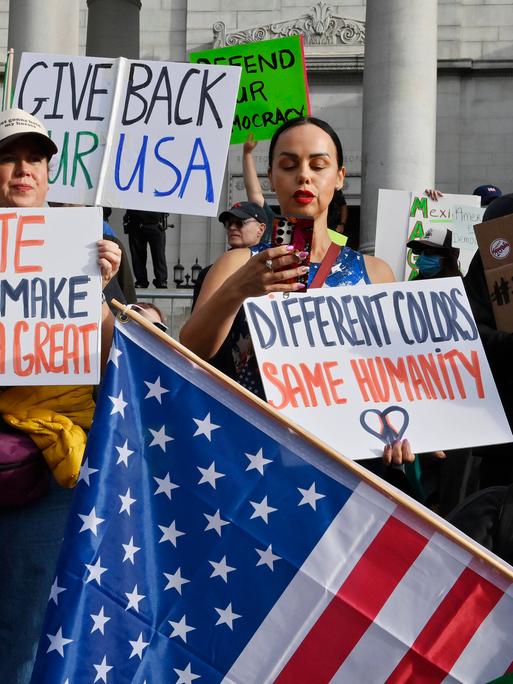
[
  {"xmin": 46, "ymin": 627, "xmax": 73, "ymax": 656},
  {"xmin": 249, "ymin": 495, "xmax": 277, "ymax": 524},
  {"xmin": 119, "ymin": 488, "xmax": 136, "ymax": 515},
  {"xmin": 174, "ymin": 662, "xmax": 201, "ymax": 684},
  {"xmin": 78, "ymin": 458, "xmax": 98, "ymax": 486},
  {"xmin": 153, "ymin": 473, "xmax": 179, "ymax": 499},
  {"xmin": 163, "ymin": 567, "xmax": 190, "ymax": 594},
  {"xmin": 158, "ymin": 521, "xmax": 186, "ymax": 547},
  {"xmin": 214, "ymin": 602, "xmax": 242, "ymax": 630},
  {"xmin": 168, "ymin": 615, "xmax": 196, "ymax": 643},
  {"xmin": 78, "ymin": 507, "xmax": 105, "ymax": 536},
  {"xmin": 85, "ymin": 557, "xmax": 107, "ymax": 585},
  {"xmin": 93, "ymin": 655, "xmax": 113, "ymax": 683},
  {"xmin": 125, "ymin": 585, "xmax": 145, "ymax": 612},
  {"xmin": 48, "ymin": 577, "xmax": 66, "ymax": 605},
  {"xmin": 197, "ymin": 462, "xmax": 225, "ymax": 489},
  {"xmin": 298, "ymin": 482, "xmax": 326, "ymax": 510},
  {"xmin": 122, "ymin": 536, "xmax": 141, "ymax": 564},
  {"xmin": 115, "ymin": 439, "xmax": 134, "ymax": 467},
  {"xmin": 209, "ymin": 555, "xmax": 236, "ymax": 583},
  {"xmin": 193, "ymin": 412, "xmax": 220, "ymax": 441},
  {"xmin": 128, "ymin": 632, "xmax": 149, "ymax": 660},
  {"xmin": 256, "ymin": 544, "xmax": 281, "ymax": 570},
  {"xmin": 144, "ymin": 376, "xmax": 169, "ymax": 404},
  {"xmin": 108, "ymin": 390, "xmax": 127, "ymax": 417},
  {"xmin": 204, "ymin": 509, "xmax": 230, "ymax": 536},
  {"xmin": 245, "ymin": 448, "xmax": 272, "ymax": 475},
  {"xmin": 149, "ymin": 425, "xmax": 174, "ymax": 452},
  {"xmin": 91, "ymin": 606, "xmax": 111, "ymax": 635},
  {"xmin": 107, "ymin": 345, "xmax": 122, "ymax": 367}
]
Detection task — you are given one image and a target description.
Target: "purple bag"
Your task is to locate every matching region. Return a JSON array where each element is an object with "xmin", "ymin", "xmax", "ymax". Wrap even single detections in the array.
[{"xmin": 0, "ymin": 429, "xmax": 50, "ymax": 507}]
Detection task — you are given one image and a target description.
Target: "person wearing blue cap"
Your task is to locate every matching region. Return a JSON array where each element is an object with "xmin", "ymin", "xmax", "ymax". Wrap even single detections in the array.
[{"xmin": 473, "ymin": 184, "xmax": 502, "ymax": 207}]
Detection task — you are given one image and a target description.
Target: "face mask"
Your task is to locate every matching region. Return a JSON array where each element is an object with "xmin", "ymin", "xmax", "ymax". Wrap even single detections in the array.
[{"xmin": 416, "ymin": 253, "xmax": 442, "ymax": 277}]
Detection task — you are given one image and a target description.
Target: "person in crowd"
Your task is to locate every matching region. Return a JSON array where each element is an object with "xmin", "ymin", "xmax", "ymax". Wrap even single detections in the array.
[
  {"xmin": 128, "ymin": 302, "xmax": 168, "ymax": 332},
  {"xmin": 0, "ymin": 107, "xmax": 121, "ymax": 684},
  {"xmin": 181, "ymin": 116, "xmax": 413, "ymax": 467},
  {"xmin": 407, "ymin": 225, "xmax": 461, "ymax": 280},
  {"xmin": 191, "ymin": 201, "xmax": 267, "ymax": 379},
  {"xmin": 123, "ymin": 209, "xmax": 168, "ymax": 289},
  {"xmin": 327, "ymin": 187, "xmax": 349, "ymax": 235},
  {"xmin": 242, "ymin": 134, "xmax": 277, "ymax": 241},
  {"xmin": 465, "ymin": 193, "xmax": 513, "ymax": 489},
  {"xmin": 473, "ymin": 184, "xmax": 502, "ymax": 207}
]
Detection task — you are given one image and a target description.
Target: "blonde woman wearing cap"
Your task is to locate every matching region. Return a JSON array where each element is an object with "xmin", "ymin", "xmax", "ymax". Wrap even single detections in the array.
[{"xmin": 0, "ymin": 108, "xmax": 121, "ymax": 684}]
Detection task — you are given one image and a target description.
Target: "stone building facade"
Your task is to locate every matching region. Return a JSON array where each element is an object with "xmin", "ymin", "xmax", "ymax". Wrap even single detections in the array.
[{"xmin": 3, "ymin": 0, "xmax": 513, "ymax": 282}]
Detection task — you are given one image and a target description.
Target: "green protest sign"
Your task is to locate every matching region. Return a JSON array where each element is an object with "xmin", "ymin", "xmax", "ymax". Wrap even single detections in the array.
[{"xmin": 190, "ymin": 35, "xmax": 310, "ymax": 145}]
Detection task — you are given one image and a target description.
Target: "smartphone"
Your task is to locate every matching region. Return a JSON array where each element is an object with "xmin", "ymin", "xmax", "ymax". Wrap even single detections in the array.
[{"xmin": 271, "ymin": 216, "xmax": 313, "ymax": 287}]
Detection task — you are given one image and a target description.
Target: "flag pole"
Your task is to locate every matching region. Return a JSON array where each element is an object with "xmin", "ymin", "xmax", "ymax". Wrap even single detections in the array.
[
  {"xmin": 2, "ymin": 48, "xmax": 14, "ymax": 111},
  {"xmin": 113, "ymin": 300, "xmax": 513, "ymax": 583}
]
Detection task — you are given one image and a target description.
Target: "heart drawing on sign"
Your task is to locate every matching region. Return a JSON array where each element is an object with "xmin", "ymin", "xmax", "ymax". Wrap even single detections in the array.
[{"xmin": 359, "ymin": 406, "xmax": 410, "ymax": 446}]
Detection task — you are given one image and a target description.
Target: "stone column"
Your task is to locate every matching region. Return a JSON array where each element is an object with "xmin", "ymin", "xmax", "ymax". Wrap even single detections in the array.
[
  {"xmin": 8, "ymin": 0, "xmax": 80, "ymax": 80},
  {"xmin": 86, "ymin": 0, "xmax": 141, "ymax": 59},
  {"xmin": 360, "ymin": 0, "xmax": 438, "ymax": 254}
]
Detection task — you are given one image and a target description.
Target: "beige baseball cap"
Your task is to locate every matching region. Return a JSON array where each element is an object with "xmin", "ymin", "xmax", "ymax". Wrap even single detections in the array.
[{"xmin": 0, "ymin": 108, "xmax": 58, "ymax": 158}]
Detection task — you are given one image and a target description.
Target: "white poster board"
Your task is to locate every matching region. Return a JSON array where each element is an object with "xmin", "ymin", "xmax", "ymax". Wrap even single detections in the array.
[
  {"xmin": 0, "ymin": 207, "xmax": 103, "ymax": 385},
  {"xmin": 375, "ymin": 190, "xmax": 481, "ymax": 280},
  {"xmin": 14, "ymin": 53, "xmax": 241, "ymax": 216},
  {"xmin": 244, "ymin": 279, "xmax": 512, "ymax": 461},
  {"xmin": 451, "ymin": 204, "xmax": 485, "ymax": 275}
]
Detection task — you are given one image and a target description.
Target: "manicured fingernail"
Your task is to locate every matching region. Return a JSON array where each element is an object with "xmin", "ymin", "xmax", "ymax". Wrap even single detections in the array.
[
  {"xmin": 297, "ymin": 282, "xmax": 306, "ymax": 289},
  {"xmin": 298, "ymin": 251, "xmax": 309, "ymax": 258},
  {"xmin": 300, "ymin": 266, "xmax": 309, "ymax": 274},
  {"xmin": 286, "ymin": 245, "xmax": 295, "ymax": 251}
]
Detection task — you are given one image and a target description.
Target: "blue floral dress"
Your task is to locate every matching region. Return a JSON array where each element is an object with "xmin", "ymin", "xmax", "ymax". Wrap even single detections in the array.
[{"xmin": 230, "ymin": 244, "xmax": 370, "ymax": 398}]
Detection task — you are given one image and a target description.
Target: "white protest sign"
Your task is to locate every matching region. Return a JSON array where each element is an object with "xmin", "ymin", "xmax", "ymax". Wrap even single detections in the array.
[
  {"xmin": 0, "ymin": 207, "xmax": 103, "ymax": 385},
  {"xmin": 375, "ymin": 190, "xmax": 481, "ymax": 281},
  {"xmin": 244, "ymin": 279, "xmax": 512, "ymax": 460},
  {"xmin": 14, "ymin": 53, "xmax": 241, "ymax": 216},
  {"xmin": 452, "ymin": 203, "xmax": 485, "ymax": 275}
]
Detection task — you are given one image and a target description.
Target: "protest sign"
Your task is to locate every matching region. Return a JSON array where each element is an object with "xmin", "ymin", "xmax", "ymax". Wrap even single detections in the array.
[
  {"xmin": 0, "ymin": 207, "xmax": 103, "ymax": 385},
  {"xmin": 375, "ymin": 190, "xmax": 481, "ymax": 280},
  {"xmin": 244, "ymin": 278, "xmax": 512, "ymax": 460},
  {"xmin": 190, "ymin": 35, "xmax": 310, "ymax": 145},
  {"xmin": 475, "ymin": 212, "xmax": 513, "ymax": 333},
  {"xmin": 452, "ymin": 203, "xmax": 485, "ymax": 274},
  {"xmin": 14, "ymin": 53, "xmax": 241, "ymax": 215}
]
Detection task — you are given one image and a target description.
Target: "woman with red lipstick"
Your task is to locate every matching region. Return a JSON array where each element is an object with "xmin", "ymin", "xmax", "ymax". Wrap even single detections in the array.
[{"xmin": 181, "ymin": 116, "xmax": 411, "ymax": 465}]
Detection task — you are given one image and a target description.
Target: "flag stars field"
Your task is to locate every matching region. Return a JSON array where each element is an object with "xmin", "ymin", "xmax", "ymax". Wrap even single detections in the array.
[
  {"xmin": 128, "ymin": 632, "xmax": 149, "ymax": 660},
  {"xmin": 48, "ymin": 577, "xmax": 66, "ymax": 605},
  {"xmin": 118, "ymin": 487, "xmax": 136, "ymax": 515},
  {"xmin": 154, "ymin": 472, "xmax": 179, "ymax": 499},
  {"xmin": 46, "ymin": 627, "xmax": 73, "ymax": 657},
  {"xmin": 169, "ymin": 615, "xmax": 196, "ymax": 643},
  {"xmin": 256, "ymin": 544, "xmax": 281, "ymax": 571},
  {"xmin": 107, "ymin": 345, "xmax": 122, "ymax": 367},
  {"xmin": 125, "ymin": 584, "xmax": 145, "ymax": 612},
  {"xmin": 85, "ymin": 557, "xmax": 107, "ymax": 585},
  {"xmin": 158, "ymin": 520, "xmax": 186, "ymax": 546},
  {"xmin": 298, "ymin": 482, "xmax": 326, "ymax": 510},
  {"xmin": 215, "ymin": 603, "xmax": 242, "ymax": 630},
  {"xmin": 209, "ymin": 555, "xmax": 236, "ymax": 582},
  {"xmin": 122, "ymin": 536, "xmax": 141, "ymax": 564},
  {"xmin": 78, "ymin": 457, "xmax": 98, "ymax": 485},
  {"xmin": 174, "ymin": 662, "xmax": 201, "ymax": 684}
]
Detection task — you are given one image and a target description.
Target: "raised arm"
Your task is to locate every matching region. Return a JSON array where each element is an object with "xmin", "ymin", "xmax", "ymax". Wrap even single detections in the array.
[
  {"xmin": 97, "ymin": 238, "xmax": 121, "ymax": 371},
  {"xmin": 243, "ymin": 134, "xmax": 265, "ymax": 206}
]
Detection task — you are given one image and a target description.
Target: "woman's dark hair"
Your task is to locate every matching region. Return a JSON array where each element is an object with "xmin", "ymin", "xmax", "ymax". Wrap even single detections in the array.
[{"xmin": 268, "ymin": 116, "xmax": 344, "ymax": 169}]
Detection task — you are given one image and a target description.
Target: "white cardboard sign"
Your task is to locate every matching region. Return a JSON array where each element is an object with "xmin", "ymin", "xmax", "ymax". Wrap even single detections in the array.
[
  {"xmin": 375, "ymin": 189, "xmax": 481, "ymax": 280},
  {"xmin": 0, "ymin": 207, "xmax": 103, "ymax": 385},
  {"xmin": 14, "ymin": 53, "xmax": 241, "ymax": 216},
  {"xmin": 244, "ymin": 279, "xmax": 512, "ymax": 460}
]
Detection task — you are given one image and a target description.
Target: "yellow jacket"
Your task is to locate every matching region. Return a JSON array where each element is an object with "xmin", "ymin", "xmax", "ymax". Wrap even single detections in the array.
[{"xmin": 0, "ymin": 385, "xmax": 95, "ymax": 488}]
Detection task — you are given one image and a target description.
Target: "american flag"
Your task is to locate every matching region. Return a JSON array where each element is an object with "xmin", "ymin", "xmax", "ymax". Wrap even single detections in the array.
[{"xmin": 31, "ymin": 318, "xmax": 513, "ymax": 684}]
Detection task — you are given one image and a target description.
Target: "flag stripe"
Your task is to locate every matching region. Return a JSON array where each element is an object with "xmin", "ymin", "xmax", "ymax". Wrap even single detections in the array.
[
  {"xmin": 442, "ymin": 588, "xmax": 513, "ymax": 684},
  {"xmin": 275, "ymin": 515, "xmax": 428, "ymax": 684},
  {"xmin": 222, "ymin": 483, "xmax": 395, "ymax": 684},
  {"xmin": 386, "ymin": 567, "xmax": 504, "ymax": 683},
  {"xmin": 333, "ymin": 532, "xmax": 471, "ymax": 684}
]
